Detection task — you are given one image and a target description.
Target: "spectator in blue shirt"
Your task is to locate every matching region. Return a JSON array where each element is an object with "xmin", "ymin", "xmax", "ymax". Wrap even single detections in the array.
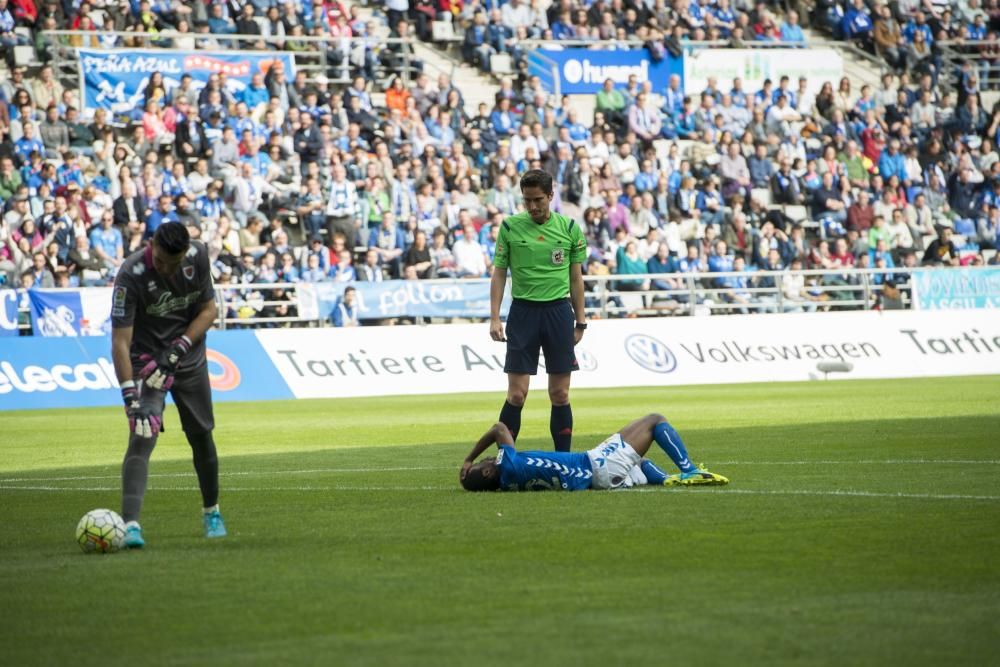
[
  {"xmin": 712, "ymin": 0, "xmax": 736, "ymax": 37},
  {"xmin": 489, "ymin": 98, "xmax": 518, "ymax": 138},
  {"xmin": 330, "ymin": 286, "xmax": 360, "ymax": 327},
  {"xmin": 902, "ymin": 12, "xmax": 933, "ymax": 46},
  {"xmin": 780, "ymin": 10, "xmax": 805, "ymax": 43},
  {"xmin": 634, "ymin": 159, "xmax": 660, "ymax": 194},
  {"xmin": 145, "ymin": 195, "xmax": 179, "ymax": 239},
  {"xmin": 368, "ymin": 212, "xmax": 406, "ymax": 278},
  {"xmin": 88, "ymin": 212, "xmax": 123, "ymax": 274},
  {"xmin": 730, "ymin": 78, "xmax": 748, "ymax": 108},
  {"xmin": 842, "ymin": 0, "xmax": 874, "ymax": 47},
  {"xmin": 14, "ymin": 123, "xmax": 44, "ymax": 166},
  {"xmin": 748, "ymin": 144, "xmax": 774, "ymax": 188},
  {"xmin": 878, "ymin": 139, "xmax": 906, "ymax": 184},
  {"xmin": 968, "ymin": 16, "xmax": 987, "ymax": 40},
  {"xmin": 241, "ymin": 72, "xmax": 270, "ymax": 111},
  {"xmin": 707, "ymin": 239, "xmax": 734, "ymax": 287}
]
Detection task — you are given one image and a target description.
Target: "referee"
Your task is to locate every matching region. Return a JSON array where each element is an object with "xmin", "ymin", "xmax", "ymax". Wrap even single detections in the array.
[{"xmin": 490, "ymin": 170, "xmax": 587, "ymax": 452}]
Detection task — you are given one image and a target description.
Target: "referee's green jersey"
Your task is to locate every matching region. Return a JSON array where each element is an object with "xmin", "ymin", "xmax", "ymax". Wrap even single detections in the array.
[{"xmin": 493, "ymin": 211, "xmax": 587, "ymax": 301}]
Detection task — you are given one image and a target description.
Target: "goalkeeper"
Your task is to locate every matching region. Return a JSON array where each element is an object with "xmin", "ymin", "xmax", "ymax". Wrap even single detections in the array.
[
  {"xmin": 460, "ymin": 414, "xmax": 728, "ymax": 492},
  {"xmin": 110, "ymin": 222, "xmax": 225, "ymax": 548}
]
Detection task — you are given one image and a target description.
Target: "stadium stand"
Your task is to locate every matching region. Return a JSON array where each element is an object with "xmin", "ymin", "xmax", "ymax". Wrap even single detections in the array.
[{"xmin": 1, "ymin": 0, "xmax": 999, "ymax": 331}]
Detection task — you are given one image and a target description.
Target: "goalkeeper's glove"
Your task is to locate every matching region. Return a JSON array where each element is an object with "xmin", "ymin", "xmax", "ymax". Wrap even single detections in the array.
[
  {"xmin": 122, "ymin": 381, "xmax": 161, "ymax": 438},
  {"xmin": 137, "ymin": 335, "xmax": 191, "ymax": 391}
]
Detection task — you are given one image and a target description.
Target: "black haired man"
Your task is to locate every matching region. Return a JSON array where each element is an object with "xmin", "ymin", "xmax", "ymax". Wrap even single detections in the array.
[{"xmin": 110, "ymin": 222, "xmax": 225, "ymax": 548}]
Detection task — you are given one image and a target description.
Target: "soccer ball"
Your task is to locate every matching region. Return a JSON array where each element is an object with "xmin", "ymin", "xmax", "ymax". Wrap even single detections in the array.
[{"xmin": 75, "ymin": 509, "xmax": 126, "ymax": 554}]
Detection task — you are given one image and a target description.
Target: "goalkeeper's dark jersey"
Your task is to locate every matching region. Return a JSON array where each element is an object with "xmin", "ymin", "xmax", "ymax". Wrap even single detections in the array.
[{"xmin": 111, "ymin": 242, "xmax": 214, "ymax": 364}]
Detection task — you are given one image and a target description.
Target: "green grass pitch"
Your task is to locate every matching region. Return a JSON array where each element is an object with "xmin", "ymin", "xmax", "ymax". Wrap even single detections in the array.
[{"xmin": 2, "ymin": 376, "xmax": 999, "ymax": 666}]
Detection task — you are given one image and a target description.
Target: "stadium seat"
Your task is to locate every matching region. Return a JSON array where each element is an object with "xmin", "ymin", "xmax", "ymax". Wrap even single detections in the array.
[
  {"xmin": 751, "ymin": 188, "xmax": 772, "ymax": 207},
  {"xmin": 784, "ymin": 205, "xmax": 808, "ymax": 223},
  {"xmin": 490, "ymin": 54, "xmax": 513, "ymax": 75},
  {"xmin": 13, "ymin": 46, "xmax": 37, "ymax": 67},
  {"xmin": 432, "ymin": 21, "xmax": 460, "ymax": 42}
]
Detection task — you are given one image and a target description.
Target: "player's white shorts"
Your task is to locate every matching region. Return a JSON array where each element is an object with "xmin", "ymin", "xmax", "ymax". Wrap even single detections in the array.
[{"xmin": 586, "ymin": 433, "xmax": 643, "ymax": 490}]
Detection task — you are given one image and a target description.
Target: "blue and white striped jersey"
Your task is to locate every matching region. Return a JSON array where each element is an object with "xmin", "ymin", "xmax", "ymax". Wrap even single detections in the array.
[{"xmin": 496, "ymin": 444, "xmax": 593, "ymax": 492}]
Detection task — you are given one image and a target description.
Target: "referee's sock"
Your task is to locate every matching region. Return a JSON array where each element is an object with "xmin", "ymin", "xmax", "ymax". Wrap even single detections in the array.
[
  {"xmin": 550, "ymin": 403, "xmax": 573, "ymax": 452},
  {"xmin": 653, "ymin": 422, "xmax": 697, "ymax": 473},
  {"xmin": 498, "ymin": 400, "xmax": 522, "ymax": 442}
]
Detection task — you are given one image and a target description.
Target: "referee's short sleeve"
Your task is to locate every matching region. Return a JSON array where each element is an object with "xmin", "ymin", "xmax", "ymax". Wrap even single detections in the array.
[
  {"xmin": 494, "ymin": 220, "xmax": 511, "ymax": 270},
  {"xmin": 569, "ymin": 220, "xmax": 587, "ymax": 264}
]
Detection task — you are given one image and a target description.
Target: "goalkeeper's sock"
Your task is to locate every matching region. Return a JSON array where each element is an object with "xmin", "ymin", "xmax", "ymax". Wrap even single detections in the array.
[
  {"xmin": 121, "ymin": 433, "xmax": 156, "ymax": 523},
  {"xmin": 640, "ymin": 459, "xmax": 669, "ymax": 485},
  {"xmin": 550, "ymin": 403, "xmax": 573, "ymax": 452},
  {"xmin": 187, "ymin": 431, "xmax": 219, "ymax": 508},
  {"xmin": 653, "ymin": 421, "xmax": 697, "ymax": 473},
  {"xmin": 498, "ymin": 400, "xmax": 522, "ymax": 442}
]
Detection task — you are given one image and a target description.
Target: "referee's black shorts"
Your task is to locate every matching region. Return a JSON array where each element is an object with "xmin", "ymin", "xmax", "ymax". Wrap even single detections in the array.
[{"xmin": 504, "ymin": 298, "xmax": 579, "ymax": 375}]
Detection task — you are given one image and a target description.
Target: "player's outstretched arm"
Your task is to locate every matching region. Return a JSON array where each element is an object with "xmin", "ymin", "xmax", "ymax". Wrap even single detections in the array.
[{"xmin": 461, "ymin": 423, "xmax": 514, "ymax": 481}]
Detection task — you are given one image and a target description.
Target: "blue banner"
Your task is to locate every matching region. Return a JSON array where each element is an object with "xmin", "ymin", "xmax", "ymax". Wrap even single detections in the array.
[
  {"xmin": 0, "ymin": 290, "xmax": 19, "ymax": 337},
  {"xmin": 528, "ymin": 48, "xmax": 683, "ymax": 95},
  {"xmin": 0, "ymin": 330, "xmax": 293, "ymax": 411},
  {"xmin": 913, "ymin": 268, "xmax": 1000, "ymax": 310},
  {"xmin": 301, "ymin": 280, "xmax": 512, "ymax": 320},
  {"xmin": 28, "ymin": 288, "xmax": 112, "ymax": 337},
  {"xmin": 77, "ymin": 49, "xmax": 296, "ymax": 113}
]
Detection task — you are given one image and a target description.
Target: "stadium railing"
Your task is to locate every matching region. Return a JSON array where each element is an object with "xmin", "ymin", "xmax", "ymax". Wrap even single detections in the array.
[
  {"xmin": 938, "ymin": 40, "xmax": 1000, "ymax": 91},
  {"xmin": 7, "ymin": 266, "xmax": 956, "ymax": 334}
]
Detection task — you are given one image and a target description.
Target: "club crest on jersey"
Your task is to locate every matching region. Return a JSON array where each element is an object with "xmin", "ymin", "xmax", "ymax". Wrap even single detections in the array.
[
  {"xmin": 550, "ymin": 248, "xmax": 565, "ymax": 265},
  {"xmin": 147, "ymin": 280, "xmax": 158, "ymax": 292},
  {"xmin": 183, "ymin": 265, "xmax": 195, "ymax": 280}
]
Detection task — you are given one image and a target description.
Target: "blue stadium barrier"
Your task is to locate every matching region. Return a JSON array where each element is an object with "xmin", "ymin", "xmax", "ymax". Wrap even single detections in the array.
[{"xmin": 0, "ymin": 330, "xmax": 293, "ymax": 411}]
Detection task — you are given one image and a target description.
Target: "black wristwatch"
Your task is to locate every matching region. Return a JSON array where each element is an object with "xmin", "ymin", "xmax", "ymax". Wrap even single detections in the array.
[{"xmin": 575, "ymin": 322, "xmax": 588, "ymax": 330}]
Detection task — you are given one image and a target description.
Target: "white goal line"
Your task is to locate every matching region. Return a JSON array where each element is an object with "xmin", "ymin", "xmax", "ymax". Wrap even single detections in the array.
[
  {"xmin": 2, "ymin": 459, "xmax": 997, "ymax": 484},
  {"xmin": 1, "ymin": 484, "xmax": 997, "ymax": 502}
]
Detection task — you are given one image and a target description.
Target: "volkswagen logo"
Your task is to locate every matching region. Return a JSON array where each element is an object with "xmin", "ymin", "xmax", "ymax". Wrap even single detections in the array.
[{"xmin": 624, "ymin": 334, "xmax": 677, "ymax": 373}]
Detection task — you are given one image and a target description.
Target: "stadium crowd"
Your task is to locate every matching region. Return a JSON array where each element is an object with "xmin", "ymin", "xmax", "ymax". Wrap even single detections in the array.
[{"xmin": 1, "ymin": 0, "xmax": 999, "ymax": 323}]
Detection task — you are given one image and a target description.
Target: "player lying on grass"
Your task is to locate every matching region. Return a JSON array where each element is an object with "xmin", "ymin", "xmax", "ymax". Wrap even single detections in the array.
[{"xmin": 460, "ymin": 413, "xmax": 728, "ymax": 491}]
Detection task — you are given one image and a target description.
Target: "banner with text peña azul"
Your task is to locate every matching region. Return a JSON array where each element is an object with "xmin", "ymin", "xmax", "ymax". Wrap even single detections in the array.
[
  {"xmin": 77, "ymin": 49, "xmax": 296, "ymax": 114},
  {"xmin": 0, "ymin": 330, "xmax": 292, "ymax": 411},
  {"xmin": 296, "ymin": 280, "xmax": 511, "ymax": 321},
  {"xmin": 911, "ymin": 267, "xmax": 1000, "ymax": 310},
  {"xmin": 256, "ymin": 310, "xmax": 1000, "ymax": 400},
  {"xmin": 528, "ymin": 48, "xmax": 683, "ymax": 95}
]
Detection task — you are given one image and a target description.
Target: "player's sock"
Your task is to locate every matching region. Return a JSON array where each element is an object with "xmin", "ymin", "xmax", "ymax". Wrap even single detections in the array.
[
  {"xmin": 121, "ymin": 433, "xmax": 156, "ymax": 523},
  {"xmin": 187, "ymin": 431, "xmax": 219, "ymax": 508},
  {"xmin": 203, "ymin": 504, "xmax": 219, "ymax": 514},
  {"xmin": 640, "ymin": 459, "xmax": 669, "ymax": 485},
  {"xmin": 653, "ymin": 422, "xmax": 697, "ymax": 473},
  {"xmin": 550, "ymin": 403, "xmax": 573, "ymax": 452},
  {"xmin": 498, "ymin": 400, "xmax": 522, "ymax": 442}
]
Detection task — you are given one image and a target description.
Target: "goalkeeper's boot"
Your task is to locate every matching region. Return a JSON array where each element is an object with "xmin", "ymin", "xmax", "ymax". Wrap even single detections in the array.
[
  {"xmin": 204, "ymin": 510, "xmax": 227, "ymax": 538},
  {"xmin": 666, "ymin": 466, "xmax": 729, "ymax": 486},
  {"xmin": 123, "ymin": 522, "xmax": 145, "ymax": 549}
]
